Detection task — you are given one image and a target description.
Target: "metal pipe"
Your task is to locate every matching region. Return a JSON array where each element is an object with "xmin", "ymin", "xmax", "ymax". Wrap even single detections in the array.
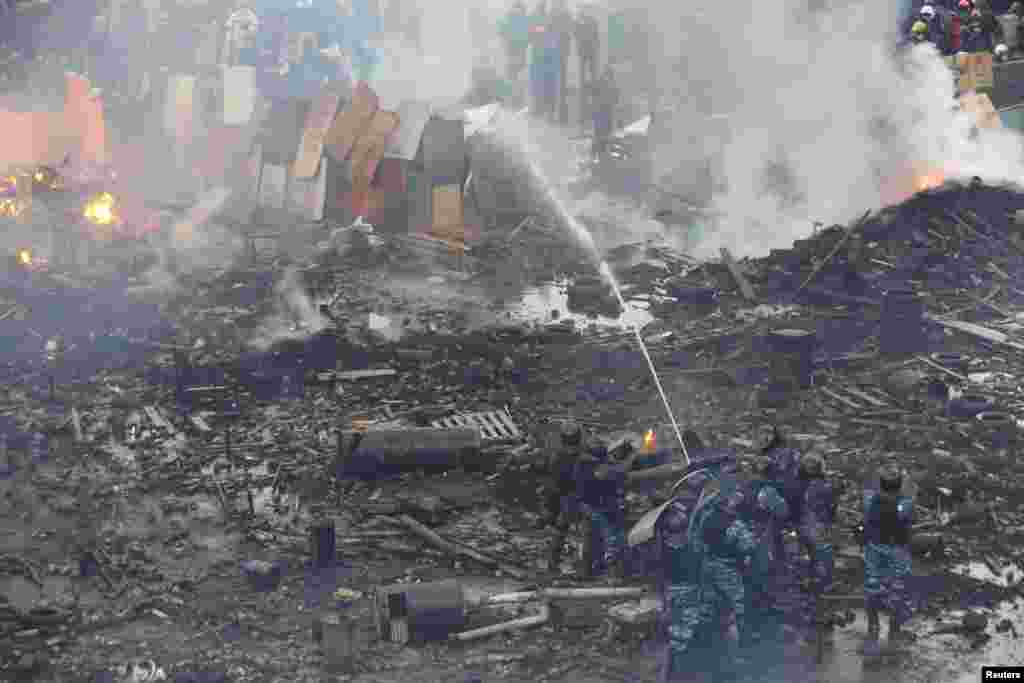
[
  {"xmin": 474, "ymin": 586, "xmax": 648, "ymax": 607},
  {"xmin": 450, "ymin": 603, "xmax": 550, "ymax": 642},
  {"xmin": 599, "ymin": 260, "xmax": 688, "ymax": 464}
]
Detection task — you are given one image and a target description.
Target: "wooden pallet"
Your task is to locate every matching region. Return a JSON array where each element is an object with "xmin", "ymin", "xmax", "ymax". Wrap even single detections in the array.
[
  {"xmin": 819, "ymin": 385, "xmax": 896, "ymax": 411},
  {"xmin": 429, "ymin": 410, "xmax": 523, "ymax": 443}
]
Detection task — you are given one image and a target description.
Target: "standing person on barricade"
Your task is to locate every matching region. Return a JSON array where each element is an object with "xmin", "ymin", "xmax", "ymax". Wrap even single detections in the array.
[{"xmin": 499, "ymin": 1, "xmax": 531, "ymax": 85}]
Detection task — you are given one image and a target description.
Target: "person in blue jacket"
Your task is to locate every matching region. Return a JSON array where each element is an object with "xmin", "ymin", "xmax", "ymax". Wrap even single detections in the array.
[
  {"xmin": 863, "ymin": 466, "xmax": 915, "ymax": 656},
  {"xmin": 919, "ymin": 5, "xmax": 950, "ymax": 51},
  {"xmin": 964, "ymin": 9, "xmax": 996, "ymax": 50},
  {"xmin": 656, "ymin": 469, "xmax": 716, "ymax": 682}
]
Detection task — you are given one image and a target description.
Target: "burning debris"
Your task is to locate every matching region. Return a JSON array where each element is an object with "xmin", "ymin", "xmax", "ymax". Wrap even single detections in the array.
[{"xmin": 82, "ymin": 191, "xmax": 117, "ymax": 227}]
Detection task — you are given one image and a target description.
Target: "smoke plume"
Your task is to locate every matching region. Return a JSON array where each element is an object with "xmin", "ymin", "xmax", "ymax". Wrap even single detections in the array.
[{"xmin": 643, "ymin": 2, "xmax": 1024, "ymax": 258}]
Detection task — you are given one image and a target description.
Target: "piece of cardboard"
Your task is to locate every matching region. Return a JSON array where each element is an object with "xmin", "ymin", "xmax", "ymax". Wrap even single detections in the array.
[
  {"xmin": 375, "ymin": 158, "xmax": 407, "ymax": 193},
  {"xmin": 957, "ymin": 52, "xmax": 977, "ymax": 92},
  {"xmin": 245, "ymin": 142, "xmax": 263, "ymax": 197},
  {"xmin": 292, "ymin": 86, "xmax": 342, "ymax": 179},
  {"xmin": 259, "ymin": 163, "xmax": 287, "ymax": 210},
  {"xmin": 222, "ymin": 65, "xmax": 256, "ymax": 126},
  {"xmin": 288, "ymin": 159, "xmax": 327, "ymax": 221},
  {"xmin": 422, "ymin": 117, "xmax": 466, "ymax": 185},
  {"xmin": 350, "ymin": 110, "xmax": 400, "ymax": 193},
  {"xmin": 972, "ymin": 52, "xmax": 994, "ymax": 91},
  {"xmin": 80, "ymin": 90, "xmax": 107, "ymax": 166},
  {"xmin": 960, "ymin": 92, "xmax": 1003, "ymax": 129},
  {"xmin": 383, "ymin": 100, "xmax": 432, "ymax": 160},
  {"xmin": 432, "ymin": 184, "xmax": 463, "ymax": 228},
  {"xmin": 162, "ymin": 74, "xmax": 196, "ymax": 142},
  {"xmin": 262, "ymin": 98, "xmax": 311, "ymax": 165},
  {"xmin": 199, "ymin": 125, "xmax": 252, "ymax": 186},
  {"xmin": 325, "ymin": 81, "xmax": 378, "ymax": 162}
]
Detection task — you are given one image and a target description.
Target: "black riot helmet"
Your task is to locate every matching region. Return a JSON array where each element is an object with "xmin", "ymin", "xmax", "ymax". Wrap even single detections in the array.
[
  {"xmin": 561, "ymin": 420, "xmax": 583, "ymax": 447},
  {"xmin": 879, "ymin": 465, "xmax": 903, "ymax": 494},
  {"xmin": 799, "ymin": 452, "xmax": 824, "ymax": 479}
]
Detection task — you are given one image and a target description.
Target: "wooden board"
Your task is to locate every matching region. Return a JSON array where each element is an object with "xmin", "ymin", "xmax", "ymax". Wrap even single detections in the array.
[
  {"xmin": 325, "ymin": 81, "xmax": 378, "ymax": 163},
  {"xmin": 955, "ymin": 52, "xmax": 994, "ymax": 92},
  {"xmin": 959, "ymin": 92, "xmax": 1002, "ymax": 129},
  {"xmin": 244, "ymin": 142, "xmax": 262, "ymax": 197},
  {"xmin": 222, "ymin": 65, "xmax": 255, "ymax": 126},
  {"xmin": 422, "ymin": 117, "xmax": 466, "ymax": 185},
  {"xmin": 431, "ymin": 184, "xmax": 463, "ymax": 228},
  {"xmin": 287, "ymin": 159, "xmax": 327, "ymax": 221},
  {"xmin": 972, "ymin": 52, "xmax": 994, "ymax": 91},
  {"xmin": 259, "ymin": 163, "xmax": 287, "ymax": 210},
  {"xmin": 164, "ymin": 74, "xmax": 196, "ymax": 141},
  {"xmin": 350, "ymin": 110, "xmax": 400, "ymax": 194},
  {"xmin": 292, "ymin": 86, "xmax": 342, "ymax": 179}
]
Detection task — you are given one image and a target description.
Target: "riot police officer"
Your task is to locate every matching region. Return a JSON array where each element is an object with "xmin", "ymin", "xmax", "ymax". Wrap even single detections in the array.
[
  {"xmin": 545, "ymin": 421, "xmax": 588, "ymax": 569},
  {"xmin": 689, "ymin": 475, "xmax": 758, "ymax": 670},
  {"xmin": 656, "ymin": 469, "xmax": 716, "ymax": 682},
  {"xmin": 735, "ymin": 467, "xmax": 790, "ymax": 645},
  {"xmin": 797, "ymin": 452, "xmax": 837, "ymax": 595},
  {"xmin": 863, "ymin": 466, "xmax": 915, "ymax": 655}
]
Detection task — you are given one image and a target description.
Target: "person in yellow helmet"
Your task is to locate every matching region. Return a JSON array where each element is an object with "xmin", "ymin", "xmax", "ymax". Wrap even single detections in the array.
[{"xmin": 911, "ymin": 19, "xmax": 932, "ymax": 43}]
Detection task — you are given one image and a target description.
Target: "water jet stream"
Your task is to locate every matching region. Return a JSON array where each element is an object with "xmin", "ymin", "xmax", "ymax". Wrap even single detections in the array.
[
  {"xmin": 491, "ymin": 114, "xmax": 689, "ymax": 463},
  {"xmin": 600, "ymin": 261, "xmax": 689, "ymax": 464}
]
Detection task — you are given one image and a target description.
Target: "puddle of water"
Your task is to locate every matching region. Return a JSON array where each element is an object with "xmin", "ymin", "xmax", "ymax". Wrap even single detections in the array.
[
  {"xmin": 511, "ymin": 282, "xmax": 654, "ymax": 329},
  {"xmin": 820, "ymin": 609, "xmax": 906, "ymax": 683},
  {"xmin": 952, "ymin": 561, "xmax": 1024, "ymax": 588},
  {"xmin": 931, "ymin": 598, "xmax": 1024, "ymax": 683}
]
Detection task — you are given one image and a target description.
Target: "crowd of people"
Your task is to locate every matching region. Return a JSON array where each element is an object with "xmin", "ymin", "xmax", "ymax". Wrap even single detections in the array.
[
  {"xmin": 905, "ymin": 0, "xmax": 1024, "ymax": 60},
  {"xmin": 546, "ymin": 421, "xmax": 917, "ymax": 682},
  {"xmin": 498, "ymin": 1, "xmax": 622, "ymax": 156}
]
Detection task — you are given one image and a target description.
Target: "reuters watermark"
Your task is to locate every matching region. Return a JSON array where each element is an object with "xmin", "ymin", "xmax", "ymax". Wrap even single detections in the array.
[{"xmin": 983, "ymin": 667, "xmax": 1024, "ymax": 680}]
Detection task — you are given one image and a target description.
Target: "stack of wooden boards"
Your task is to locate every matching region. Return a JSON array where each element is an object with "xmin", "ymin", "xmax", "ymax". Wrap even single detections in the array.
[
  {"xmin": 253, "ymin": 81, "xmax": 471, "ymax": 239},
  {"xmin": 157, "ymin": 70, "xmax": 475, "ymax": 235}
]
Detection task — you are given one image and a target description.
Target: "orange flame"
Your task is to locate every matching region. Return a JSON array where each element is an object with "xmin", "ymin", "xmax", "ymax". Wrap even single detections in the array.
[
  {"xmin": 0, "ymin": 198, "xmax": 24, "ymax": 217},
  {"xmin": 83, "ymin": 192, "xmax": 117, "ymax": 226},
  {"xmin": 17, "ymin": 248, "xmax": 31, "ymax": 266},
  {"xmin": 912, "ymin": 170, "xmax": 945, "ymax": 192},
  {"xmin": 643, "ymin": 429, "xmax": 656, "ymax": 452}
]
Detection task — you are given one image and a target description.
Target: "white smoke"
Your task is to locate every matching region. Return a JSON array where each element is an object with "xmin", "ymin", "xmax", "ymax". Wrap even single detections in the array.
[
  {"xmin": 641, "ymin": 1, "xmax": 1024, "ymax": 259},
  {"xmin": 248, "ymin": 267, "xmax": 329, "ymax": 350}
]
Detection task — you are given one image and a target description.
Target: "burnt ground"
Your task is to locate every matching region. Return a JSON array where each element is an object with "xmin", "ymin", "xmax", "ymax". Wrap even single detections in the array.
[{"xmin": 4, "ymin": 180, "xmax": 1024, "ymax": 682}]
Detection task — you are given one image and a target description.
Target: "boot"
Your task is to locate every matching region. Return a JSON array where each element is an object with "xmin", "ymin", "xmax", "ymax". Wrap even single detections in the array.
[
  {"xmin": 864, "ymin": 609, "xmax": 881, "ymax": 657},
  {"xmin": 889, "ymin": 614, "xmax": 913, "ymax": 645}
]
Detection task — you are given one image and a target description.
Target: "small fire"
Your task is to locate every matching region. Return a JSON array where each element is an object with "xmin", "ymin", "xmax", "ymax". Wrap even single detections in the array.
[
  {"xmin": 17, "ymin": 248, "xmax": 31, "ymax": 266},
  {"xmin": 913, "ymin": 170, "xmax": 945, "ymax": 192},
  {"xmin": 0, "ymin": 176, "xmax": 16, "ymax": 197},
  {"xmin": 0, "ymin": 198, "xmax": 24, "ymax": 217},
  {"xmin": 83, "ymin": 192, "xmax": 117, "ymax": 226},
  {"xmin": 32, "ymin": 167, "xmax": 64, "ymax": 191},
  {"xmin": 643, "ymin": 429, "xmax": 656, "ymax": 452}
]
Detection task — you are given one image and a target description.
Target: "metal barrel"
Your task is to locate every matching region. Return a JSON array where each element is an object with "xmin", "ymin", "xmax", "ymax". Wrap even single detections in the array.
[
  {"xmin": 880, "ymin": 289, "xmax": 926, "ymax": 354},
  {"xmin": 765, "ymin": 328, "xmax": 816, "ymax": 389}
]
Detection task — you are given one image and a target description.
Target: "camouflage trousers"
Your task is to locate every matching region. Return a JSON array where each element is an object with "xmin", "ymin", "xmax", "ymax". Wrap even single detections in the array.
[
  {"xmin": 661, "ymin": 582, "xmax": 709, "ymax": 682},
  {"xmin": 864, "ymin": 542, "xmax": 913, "ymax": 623},
  {"xmin": 798, "ymin": 520, "xmax": 835, "ymax": 591},
  {"xmin": 700, "ymin": 556, "xmax": 746, "ymax": 635}
]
